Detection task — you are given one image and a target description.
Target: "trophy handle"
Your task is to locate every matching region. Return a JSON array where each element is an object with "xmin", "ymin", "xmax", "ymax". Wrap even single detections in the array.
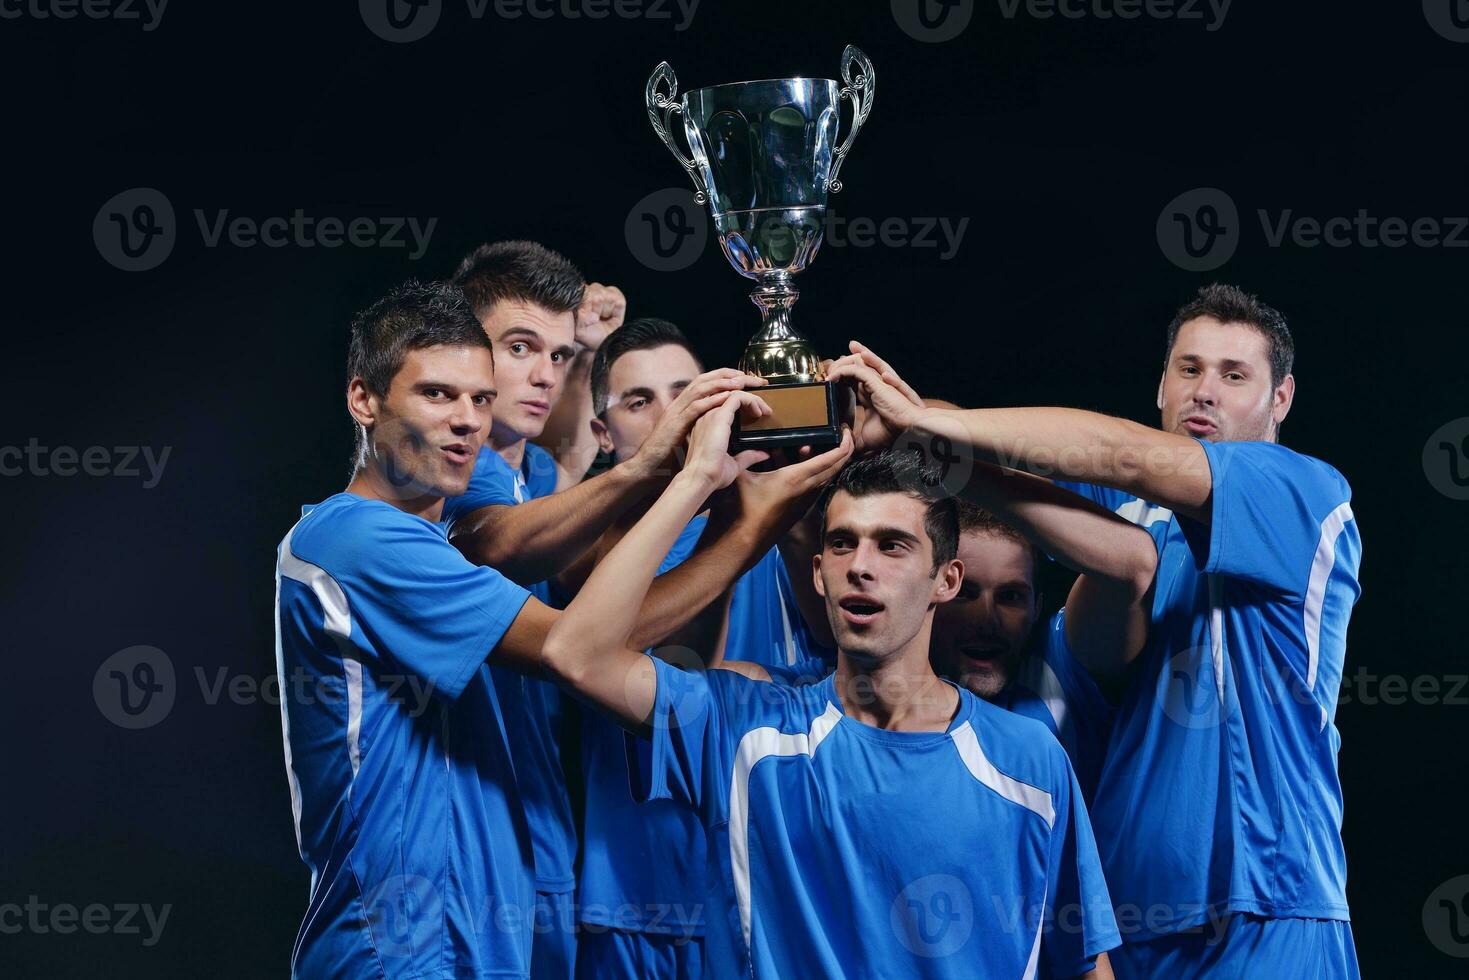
[
  {"xmin": 645, "ymin": 62, "xmax": 709, "ymax": 206},
  {"xmin": 826, "ymin": 45, "xmax": 875, "ymax": 194}
]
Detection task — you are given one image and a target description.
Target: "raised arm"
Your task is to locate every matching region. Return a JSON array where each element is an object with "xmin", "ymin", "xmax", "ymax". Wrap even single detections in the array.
[
  {"xmin": 826, "ymin": 341, "xmax": 1214, "ymax": 524},
  {"xmin": 538, "ymin": 392, "xmax": 771, "ymax": 733},
  {"xmin": 534, "ymin": 282, "xmax": 626, "ymax": 490},
  {"xmin": 959, "ymin": 462, "xmax": 1156, "ymax": 677},
  {"xmin": 451, "ymin": 368, "xmax": 767, "ymax": 585}
]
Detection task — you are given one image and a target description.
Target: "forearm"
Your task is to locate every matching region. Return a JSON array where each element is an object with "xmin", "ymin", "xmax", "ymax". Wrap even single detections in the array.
[
  {"xmin": 534, "ymin": 350, "xmax": 601, "ymax": 491},
  {"xmin": 960, "ymin": 462, "xmax": 1155, "ymax": 590},
  {"xmin": 542, "ymin": 471, "xmax": 712, "ymax": 728},
  {"xmin": 917, "ymin": 407, "xmax": 1211, "ymax": 522},
  {"xmin": 629, "ymin": 513, "xmax": 776, "ymax": 652},
  {"xmin": 450, "ymin": 462, "xmax": 652, "ymax": 585}
]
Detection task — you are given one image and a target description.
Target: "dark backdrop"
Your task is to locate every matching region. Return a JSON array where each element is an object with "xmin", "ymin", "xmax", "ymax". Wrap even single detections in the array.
[{"xmin": 3, "ymin": 1, "xmax": 1467, "ymax": 976}]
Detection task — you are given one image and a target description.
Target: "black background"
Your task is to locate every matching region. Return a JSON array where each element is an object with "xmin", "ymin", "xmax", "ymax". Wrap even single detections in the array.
[{"xmin": 3, "ymin": 0, "xmax": 1467, "ymax": 975}]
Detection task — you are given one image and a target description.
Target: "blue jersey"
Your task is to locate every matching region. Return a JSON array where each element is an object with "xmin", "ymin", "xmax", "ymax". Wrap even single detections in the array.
[
  {"xmin": 274, "ymin": 493, "xmax": 537, "ymax": 978},
  {"xmin": 442, "ymin": 442, "xmax": 577, "ymax": 894},
  {"xmin": 1001, "ymin": 611, "xmax": 1115, "ymax": 804},
  {"xmin": 630, "ymin": 661, "xmax": 1120, "ymax": 978},
  {"xmin": 578, "ymin": 516, "xmax": 833, "ymax": 936},
  {"xmin": 1061, "ymin": 439, "xmax": 1362, "ymax": 938}
]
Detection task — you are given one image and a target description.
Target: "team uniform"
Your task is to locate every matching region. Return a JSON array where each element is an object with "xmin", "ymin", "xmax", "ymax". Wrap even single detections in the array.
[
  {"xmin": 1061, "ymin": 439, "xmax": 1362, "ymax": 977},
  {"xmin": 443, "ymin": 443, "xmax": 579, "ymax": 978},
  {"xmin": 627, "ymin": 661, "xmax": 1120, "ymax": 978},
  {"xmin": 576, "ymin": 515, "xmax": 834, "ymax": 979},
  {"xmin": 274, "ymin": 493, "xmax": 537, "ymax": 978},
  {"xmin": 999, "ymin": 611, "xmax": 1115, "ymax": 804}
]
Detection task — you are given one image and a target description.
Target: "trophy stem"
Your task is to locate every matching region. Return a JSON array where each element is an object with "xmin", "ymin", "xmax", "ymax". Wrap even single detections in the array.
[{"xmin": 739, "ymin": 272, "xmax": 824, "ymax": 384}]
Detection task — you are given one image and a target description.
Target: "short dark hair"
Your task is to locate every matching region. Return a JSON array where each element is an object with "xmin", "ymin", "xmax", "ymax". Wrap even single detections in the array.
[
  {"xmin": 1164, "ymin": 282, "xmax": 1295, "ymax": 387},
  {"xmin": 451, "ymin": 240, "xmax": 585, "ymax": 321},
  {"xmin": 955, "ymin": 501, "xmax": 1040, "ymax": 579},
  {"xmin": 591, "ymin": 317, "xmax": 702, "ymax": 415},
  {"xmin": 821, "ymin": 450, "xmax": 959, "ymax": 572},
  {"xmin": 347, "ymin": 279, "xmax": 490, "ymax": 399}
]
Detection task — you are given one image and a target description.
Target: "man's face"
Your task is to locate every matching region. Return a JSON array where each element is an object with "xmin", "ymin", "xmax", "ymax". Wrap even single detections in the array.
[
  {"xmin": 1158, "ymin": 316, "xmax": 1292, "ymax": 443},
  {"xmin": 364, "ymin": 344, "xmax": 496, "ymax": 499},
  {"xmin": 593, "ymin": 344, "xmax": 702, "ymax": 463},
  {"xmin": 816, "ymin": 491, "xmax": 961, "ymax": 663},
  {"xmin": 930, "ymin": 530, "xmax": 1039, "ymax": 700},
  {"xmin": 480, "ymin": 299, "xmax": 577, "ymax": 444}
]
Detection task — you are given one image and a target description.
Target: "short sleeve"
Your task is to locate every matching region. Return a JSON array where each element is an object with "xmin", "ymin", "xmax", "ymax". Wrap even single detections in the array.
[
  {"xmin": 312, "ymin": 506, "xmax": 532, "ymax": 701},
  {"xmin": 440, "ymin": 447, "xmax": 522, "ymax": 530},
  {"xmin": 1042, "ymin": 756, "xmax": 1121, "ymax": 976},
  {"xmin": 625, "ymin": 658, "xmax": 728, "ymax": 820},
  {"xmin": 1181, "ymin": 441, "xmax": 1357, "ymax": 597}
]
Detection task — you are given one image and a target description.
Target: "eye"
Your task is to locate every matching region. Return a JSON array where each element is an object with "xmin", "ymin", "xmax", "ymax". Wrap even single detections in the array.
[
  {"xmin": 551, "ymin": 351, "xmax": 567, "ymax": 364},
  {"xmin": 626, "ymin": 398, "xmax": 648, "ymax": 412},
  {"xmin": 508, "ymin": 342, "xmax": 529, "ymax": 356},
  {"xmin": 998, "ymin": 588, "xmax": 1026, "ymax": 603},
  {"xmin": 472, "ymin": 394, "xmax": 491, "ymax": 407},
  {"xmin": 828, "ymin": 536, "xmax": 853, "ymax": 553},
  {"xmin": 1225, "ymin": 372, "xmax": 1246, "ymax": 382},
  {"xmin": 879, "ymin": 540, "xmax": 906, "ymax": 554},
  {"xmin": 423, "ymin": 387, "xmax": 445, "ymax": 400},
  {"xmin": 1179, "ymin": 365, "xmax": 1199, "ymax": 377}
]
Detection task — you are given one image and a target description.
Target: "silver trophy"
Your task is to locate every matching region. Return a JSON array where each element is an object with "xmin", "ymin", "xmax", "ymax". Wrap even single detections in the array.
[{"xmin": 646, "ymin": 45, "xmax": 875, "ymax": 448}]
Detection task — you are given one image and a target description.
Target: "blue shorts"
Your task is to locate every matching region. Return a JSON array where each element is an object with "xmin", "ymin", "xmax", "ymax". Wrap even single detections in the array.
[
  {"xmin": 531, "ymin": 889, "xmax": 577, "ymax": 979},
  {"xmin": 1111, "ymin": 914, "xmax": 1359, "ymax": 979},
  {"xmin": 576, "ymin": 927, "xmax": 703, "ymax": 980}
]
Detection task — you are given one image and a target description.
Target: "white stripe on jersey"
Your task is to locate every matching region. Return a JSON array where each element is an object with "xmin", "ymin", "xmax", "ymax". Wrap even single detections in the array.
[{"xmin": 728, "ymin": 702, "xmax": 843, "ymax": 950}]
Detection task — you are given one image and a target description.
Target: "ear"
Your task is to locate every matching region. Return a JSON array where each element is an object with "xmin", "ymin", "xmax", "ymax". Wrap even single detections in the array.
[
  {"xmin": 347, "ymin": 377, "xmax": 380, "ymax": 431},
  {"xmin": 812, "ymin": 552, "xmax": 826, "ymax": 600},
  {"xmin": 590, "ymin": 416, "xmax": 615, "ymax": 455},
  {"xmin": 1155, "ymin": 372, "xmax": 1166, "ymax": 412},
  {"xmin": 933, "ymin": 558, "xmax": 963, "ymax": 605},
  {"xmin": 1271, "ymin": 373, "xmax": 1295, "ymax": 429}
]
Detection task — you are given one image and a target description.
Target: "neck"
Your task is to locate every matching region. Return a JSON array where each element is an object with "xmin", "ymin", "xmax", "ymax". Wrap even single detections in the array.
[
  {"xmin": 346, "ymin": 464, "xmax": 444, "ymax": 522},
  {"xmin": 833, "ymin": 619, "xmax": 957, "ymax": 733},
  {"xmin": 491, "ymin": 426, "xmax": 527, "ymax": 471}
]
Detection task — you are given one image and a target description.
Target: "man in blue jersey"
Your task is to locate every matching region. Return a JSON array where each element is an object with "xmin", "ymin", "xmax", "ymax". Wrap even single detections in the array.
[
  {"xmin": 441, "ymin": 243, "xmax": 775, "ymax": 977},
  {"xmin": 929, "ymin": 495, "xmax": 1154, "ymax": 803},
  {"xmin": 829, "ymin": 284, "xmax": 1363, "ymax": 977},
  {"xmin": 573, "ymin": 318, "xmax": 836, "ymax": 978},
  {"xmin": 538, "ymin": 448, "xmax": 1120, "ymax": 979},
  {"xmin": 274, "ymin": 280, "xmax": 841, "ymax": 979}
]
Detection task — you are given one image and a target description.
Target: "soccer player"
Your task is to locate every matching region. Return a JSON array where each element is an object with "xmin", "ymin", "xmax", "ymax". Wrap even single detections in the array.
[
  {"xmin": 539, "ymin": 448, "xmax": 1120, "ymax": 979},
  {"xmin": 829, "ymin": 284, "xmax": 1363, "ymax": 978},
  {"xmin": 929, "ymin": 493, "xmax": 1153, "ymax": 802},
  {"xmin": 573, "ymin": 318, "xmax": 836, "ymax": 978},
  {"xmin": 273, "ymin": 281, "xmax": 834, "ymax": 978},
  {"xmin": 439, "ymin": 243, "xmax": 764, "ymax": 976}
]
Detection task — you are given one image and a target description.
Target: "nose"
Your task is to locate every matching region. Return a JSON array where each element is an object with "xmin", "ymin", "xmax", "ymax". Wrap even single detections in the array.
[
  {"xmin": 845, "ymin": 540, "xmax": 878, "ymax": 585},
  {"xmin": 529, "ymin": 353, "xmax": 557, "ymax": 391},
  {"xmin": 449, "ymin": 394, "xmax": 483, "ymax": 435},
  {"xmin": 1189, "ymin": 374, "xmax": 1218, "ymax": 408}
]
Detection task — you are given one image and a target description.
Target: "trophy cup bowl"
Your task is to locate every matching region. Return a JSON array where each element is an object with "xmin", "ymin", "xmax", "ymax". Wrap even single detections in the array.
[{"xmin": 646, "ymin": 46, "xmax": 875, "ymax": 449}]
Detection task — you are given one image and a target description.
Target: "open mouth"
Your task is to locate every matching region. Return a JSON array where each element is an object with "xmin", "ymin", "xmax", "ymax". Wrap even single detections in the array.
[
  {"xmin": 959, "ymin": 644, "xmax": 1007, "ymax": 665},
  {"xmin": 441, "ymin": 443, "xmax": 474, "ymax": 465},
  {"xmin": 1182, "ymin": 415, "xmax": 1218, "ymax": 436},
  {"xmin": 837, "ymin": 595, "xmax": 885, "ymax": 626}
]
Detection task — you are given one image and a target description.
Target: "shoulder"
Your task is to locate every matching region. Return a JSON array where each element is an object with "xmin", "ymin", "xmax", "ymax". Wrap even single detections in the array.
[
  {"xmin": 286, "ymin": 494, "xmax": 446, "ymax": 575},
  {"xmin": 522, "ymin": 442, "xmax": 560, "ymax": 497},
  {"xmin": 1202, "ymin": 440, "xmax": 1352, "ymax": 499},
  {"xmin": 957, "ymin": 691, "xmax": 1073, "ymax": 797}
]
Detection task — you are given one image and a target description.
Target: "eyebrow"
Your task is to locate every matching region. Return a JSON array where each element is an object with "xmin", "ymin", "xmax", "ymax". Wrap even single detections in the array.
[
  {"xmin": 616, "ymin": 386, "xmax": 656, "ymax": 404},
  {"xmin": 1176, "ymin": 352, "xmax": 1254, "ymax": 373},
  {"xmin": 825, "ymin": 524, "xmax": 924, "ymax": 546}
]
